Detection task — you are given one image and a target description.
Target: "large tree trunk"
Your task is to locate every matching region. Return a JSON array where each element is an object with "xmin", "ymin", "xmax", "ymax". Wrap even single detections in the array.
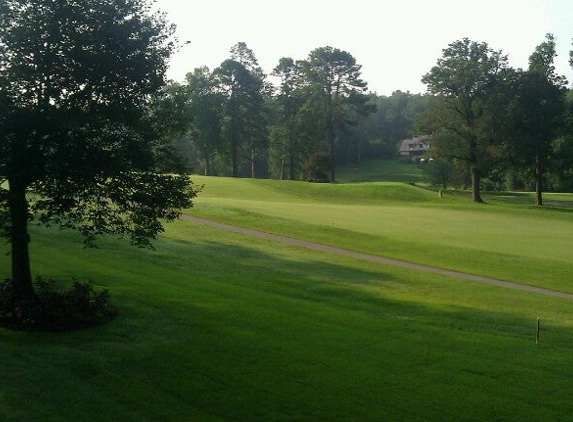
[
  {"xmin": 250, "ymin": 148, "xmax": 256, "ymax": 178},
  {"xmin": 8, "ymin": 180, "xmax": 42, "ymax": 320},
  {"xmin": 470, "ymin": 164, "xmax": 484, "ymax": 203},
  {"xmin": 288, "ymin": 153, "xmax": 295, "ymax": 181},
  {"xmin": 204, "ymin": 157, "xmax": 211, "ymax": 176},
  {"xmin": 535, "ymin": 154, "xmax": 543, "ymax": 206},
  {"xmin": 279, "ymin": 157, "xmax": 285, "ymax": 180},
  {"xmin": 326, "ymin": 125, "xmax": 336, "ymax": 183},
  {"xmin": 231, "ymin": 141, "xmax": 239, "ymax": 177},
  {"xmin": 325, "ymin": 95, "xmax": 335, "ymax": 183}
]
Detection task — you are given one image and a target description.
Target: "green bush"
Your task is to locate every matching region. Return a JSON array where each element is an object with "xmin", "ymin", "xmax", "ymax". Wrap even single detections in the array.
[
  {"xmin": 304, "ymin": 151, "xmax": 331, "ymax": 183},
  {"xmin": 0, "ymin": 277, "xmax": 117, "ymax": 331}
]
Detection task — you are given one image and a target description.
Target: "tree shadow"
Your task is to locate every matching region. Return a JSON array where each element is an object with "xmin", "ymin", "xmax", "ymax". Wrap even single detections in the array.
[{"xmin": 3, "ymin": 228, "xmax": 573, "ymax": 420}]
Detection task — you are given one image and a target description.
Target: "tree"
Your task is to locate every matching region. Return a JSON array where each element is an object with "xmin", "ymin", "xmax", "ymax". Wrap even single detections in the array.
[
  {"xmin": 230, "ymin": 42, "xmax": 270, "ymax": 177},
  {"xmin": 0, "ymin": 0, "xmax": 197, "ymax": 321},
  {"xmin": 148, "ymin": 81, "xmax": 194, "ymax": 173},
  {"xmin": 506, "ymin": 34, "xmax": 567, "ymax": 205},
  {"xmin": 299, "ymin": 47, "xmax": 373, "ymax": 182},
  {"xmin": 270, "ymin": 57, "xmax": 307, "ymax": 180},
  {"xmin": 422, "ymin": 38, "xmax": 510, "ymax": 203},
  {"xmin": 186, "ymin": 67, "xmax": 224, "ymax": 176},
  {"xmin": 214, "ymin": 43, "xmax": 267, "ymax": 177}
]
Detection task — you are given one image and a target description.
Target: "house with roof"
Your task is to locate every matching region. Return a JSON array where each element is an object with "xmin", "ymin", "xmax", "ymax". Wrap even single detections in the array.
[{"xmin": 398, "ymin": 135, "xmax": 432, "ymax": 160}]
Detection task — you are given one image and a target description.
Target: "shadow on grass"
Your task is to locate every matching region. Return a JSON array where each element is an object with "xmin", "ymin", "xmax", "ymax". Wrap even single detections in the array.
[
  {"xmin": 166, "ymin": 234, "xmax": 573, "ymax": 345},
  {"xmin": 3, "ymin": 226, "xmax": 573, "ymax": 420}
]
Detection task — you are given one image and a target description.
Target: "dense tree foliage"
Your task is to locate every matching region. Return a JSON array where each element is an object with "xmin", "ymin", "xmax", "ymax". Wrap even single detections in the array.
[
  {"xmin": 148, "ymin": 81, "xmax": 194, "ymax": 173},
  {"xmin": 0, "ymin": 0, "xmax": 197, "ymax": 321},
  {"xmin": 213, "ymin": 43, "xmax": 267, "ymax": 178},
  {"xmin": 185, "ymin": 67, "xmax": 224, "ymax": 175},
  {"xmin": 297, "ymin": 47, "xmax": 373, "ymax": 181},
  {"xmin": 177, "ymin": 46, "xmax": 380, "ymax": 180},
  {"xmin": 154, "ymin": 36, "xmax": 573, "ymax": 200},
  {"xmin": 419, "ymin": 35, "xmax": 571, "ymax": 201},
  {"xmin": 422, "ymin": 38, "xmax": 511, "ymax": 203},
  {"xmin": 349, "ymin": 91, "xmax": 431, "ymax": 163},
  {"xmin": 269, "ymin": 58, "xmax": 307, "ymax": 180},
  {"xmin": 504, "ymin": 35, "xmax": 567, "ymax": 205}
]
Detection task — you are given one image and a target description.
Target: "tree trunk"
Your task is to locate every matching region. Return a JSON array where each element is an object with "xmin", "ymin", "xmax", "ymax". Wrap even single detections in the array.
[
  {"xmin": 470, "ymin": 164, "xmax": 484, "ymax": 203},
  {"xmin": 288, "ymin": 153, "xmax": 295, "ymax": 181},
  {"xmin": 250, "ymin": 148, "xmax": 256, "ymax": 178},
  {"xmin": 204, "ymin": 157, "xmax": 211, "ymax": 176},
  {"xmin": 279, "ymin": 156, "xmax": 285, "ymax": 180},
  {"xmin": 326, "ymin": 125, "xmax": 336, "ymax": 183},
  {"xmin": 325, "ymin": 95, "xmax": 335, "ymax": 183},
  {"xmin": 330, "ymin": 159, "xmax": 336, "ymax": 183},
  {"xmin": 231, "ymin": 141, "xmax": 239, "ymax": 177},
  {"xmin": 535, "ymin": 155, "xmax": 543, "ymax": 206},
  {"xmin": 8, "ymin": 180, "xmax": 42, "ymax": 320}
]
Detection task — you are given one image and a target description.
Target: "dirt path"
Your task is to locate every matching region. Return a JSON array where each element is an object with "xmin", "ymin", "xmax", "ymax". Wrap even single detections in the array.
[{"xmin": 182, "ymin": 214, "xmax": 573, "ymax": 301}]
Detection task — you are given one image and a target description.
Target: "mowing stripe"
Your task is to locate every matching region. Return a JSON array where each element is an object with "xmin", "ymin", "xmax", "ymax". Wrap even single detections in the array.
[{"xmin": 181, "ymin": 214, "xmax": 573, "ymax": 301}]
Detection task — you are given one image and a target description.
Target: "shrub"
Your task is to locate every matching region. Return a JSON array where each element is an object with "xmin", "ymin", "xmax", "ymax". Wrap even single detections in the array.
[
  {"xmin": 0, "ymin": 277, "xmax": 118, "ymax": 332},
  {"xmin": 304, "ymin": 151, "xmax": 331, "ymax": 183}
]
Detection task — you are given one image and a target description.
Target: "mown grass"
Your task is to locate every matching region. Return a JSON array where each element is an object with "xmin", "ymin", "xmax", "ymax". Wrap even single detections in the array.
[
  {"xmin": 336, "ymin": 158, "xmax": 425, "ymax": 183},
  {"xmin": 187, "ymin": 176, "xmax": 573, "ymax": 293},
  {"xmin": 2, "ymin": 221, "xmax": 573, "ymax": 421}
]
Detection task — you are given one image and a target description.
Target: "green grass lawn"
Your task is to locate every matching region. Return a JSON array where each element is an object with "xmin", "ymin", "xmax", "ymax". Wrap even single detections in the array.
[
  {"xmin": 2, "ymin": 221, "xmax": 573, "ymax": 421},
  {"xmin": 188, "ymin": 176, "xmax": 573, "ymax": 293},
  {"xmin": 336, "ymin": 158, "xmax": 425, "ymax": 183},
  {"xmin": 2, "ymin": 177, "xmax": 573, "ymax": 421}
]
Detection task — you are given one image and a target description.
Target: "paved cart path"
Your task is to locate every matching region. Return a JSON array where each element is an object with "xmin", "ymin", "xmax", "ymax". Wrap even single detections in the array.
[{"xmin": 182, "ymin": 214, "xmax": 573, "ymax": 301}]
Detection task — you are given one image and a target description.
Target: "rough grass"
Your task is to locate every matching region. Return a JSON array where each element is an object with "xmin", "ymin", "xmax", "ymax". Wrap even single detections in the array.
[{"xmin": 2, "ymin": 222, "xmax": 573, "ymax": 420}]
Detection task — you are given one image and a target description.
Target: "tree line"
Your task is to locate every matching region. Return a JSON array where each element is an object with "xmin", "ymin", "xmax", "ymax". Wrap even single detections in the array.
[
  {"xmin": 154, "ymin": 42, "xmax": 432, "ymax": 182},
  {"xmin": 421, "ymin": 35, "xmax": 573, "ymax": 204},
  {"xmin": 157, "ymin": 36, "xmax": 573, "ymax": 205}
]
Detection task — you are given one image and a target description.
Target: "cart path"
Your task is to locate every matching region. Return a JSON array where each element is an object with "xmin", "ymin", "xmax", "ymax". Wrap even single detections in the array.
[{"xmin": 182, "ymin": 214, "xmax": 573, "ymax": 301}]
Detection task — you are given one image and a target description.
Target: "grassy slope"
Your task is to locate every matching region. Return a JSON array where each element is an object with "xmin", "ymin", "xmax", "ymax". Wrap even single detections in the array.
[
  {"xmin": 2, "ymin": 222, "xmax": 573, "ymax": 421},
  {"xmin": 336, "ymin": 158, "xmax": 425, "ymax": 183},
  {"xmin": 188, "ymin": 176, "xmax": 573, "ymax": 293},
  {"xmin": 2, "ymin": 173, "xmax": 573, "ymax": 420}
]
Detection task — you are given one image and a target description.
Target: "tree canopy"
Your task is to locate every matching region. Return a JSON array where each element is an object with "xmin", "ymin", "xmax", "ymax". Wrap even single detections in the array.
[
  {"xmin": 422, "ymin": 38, "xmax": 511, "ymax": 202},
  {"xmin": 299, "ymin": 47, "xmax": 373, "ymax": 181},
  {"xmin": 213, "ymin": 43, "xmax": 267, "ymax": 177},
  {"xmin": 0, "ymin": 0, "xmax": 197, "ymax": 323},
  {"xmin": 504, "ymin": 34, "xmax": 567, "ymax": 205}
]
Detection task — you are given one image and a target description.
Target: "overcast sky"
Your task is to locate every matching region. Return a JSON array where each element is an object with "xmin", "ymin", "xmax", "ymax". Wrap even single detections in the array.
[{"xmin": 157, "ymin": 0, "xmax": 573, "ymax": 96}]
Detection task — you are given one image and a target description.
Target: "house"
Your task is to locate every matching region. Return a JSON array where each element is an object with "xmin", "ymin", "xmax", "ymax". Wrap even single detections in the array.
[{"xmin": 398, "ymin": 135, "xmax": 432, "ymax": 160}]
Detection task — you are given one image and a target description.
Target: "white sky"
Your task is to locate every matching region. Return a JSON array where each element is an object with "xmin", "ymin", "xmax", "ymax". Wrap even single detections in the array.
[{"xmin": 157, "ymin": 0, "xmax": 573, "ymax": 96}]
